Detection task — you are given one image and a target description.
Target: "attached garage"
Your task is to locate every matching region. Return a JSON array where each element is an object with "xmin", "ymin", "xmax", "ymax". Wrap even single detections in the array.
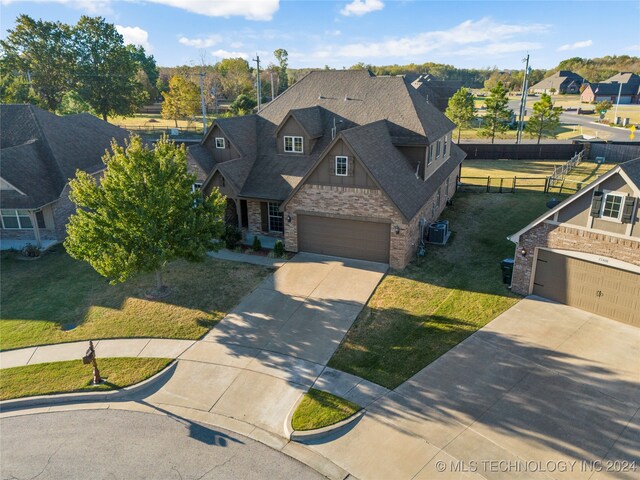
[
  {"xmin": 532, "ymin": 249, "xmax": 640, "ymax": 326},
  {"xmin": 297, "ymin": 214, "xmax": 390, "ymax": 264}
]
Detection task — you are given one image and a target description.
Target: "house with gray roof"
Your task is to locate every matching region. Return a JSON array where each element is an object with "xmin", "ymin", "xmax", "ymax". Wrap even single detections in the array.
[
  {"xmin": 508, "ymin": 158, "xmax": 640, "ymax": 326},
  {"xmin": 0, "ymin": 104, "xmax": 129, "ymax": 250},
  {"xmin": 581, "ymin": 72, "xmax": 640, "ymax": 104},
  {"xmin": 188, "ymin": 70, "xmax": 466, "ymax": 268},
  {"xmin": 530, "ymin": 70, "xmax": 584, "ymax": 94},
  {"xmin": 407, "ymin": 74, "xmax": 465, "ymax": 112}
]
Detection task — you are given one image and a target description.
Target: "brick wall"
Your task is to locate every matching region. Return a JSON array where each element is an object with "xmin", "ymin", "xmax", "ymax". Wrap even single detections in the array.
[{"xmin": 511, "ymin": 222, "xmax": 640, "ymax": 295}]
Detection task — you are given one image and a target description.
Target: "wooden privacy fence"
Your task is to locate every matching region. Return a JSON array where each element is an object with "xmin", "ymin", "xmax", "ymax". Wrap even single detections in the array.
[{"xmin": 457, "ymin": 175, "xmax": 584, "ymax": 194}]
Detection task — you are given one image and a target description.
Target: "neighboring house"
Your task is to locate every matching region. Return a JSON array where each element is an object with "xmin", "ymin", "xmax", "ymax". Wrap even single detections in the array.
[
  {"xmin": 407, "ymin": 74, "xmax": 465, "ymax": 112},
  {"xmin": 580, "ymin": 72, "xmax": 640, "ymax": 104},
  {"xmin": 529, "ymin": 71, "xmax": 584, "ymax": 94},
  {"xmin": 188, "ymin": 70, "xmax": 466, "ymax": 268},
  {"xmin": 0, "ymin": 104, "xmax": 129, "ymax": 250},
  {"xmin": 508, "ymin": 158, "xmax": 640, "ymax": 326}
]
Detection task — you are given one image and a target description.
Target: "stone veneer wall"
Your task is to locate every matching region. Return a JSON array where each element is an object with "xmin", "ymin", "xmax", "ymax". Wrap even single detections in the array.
[
  {"xmin": 511, "ymin": 222, "xmax": 640, "ymax": 295},
  {"xmin": 247, "ymin": 200, "xmax": 263, "ymax": 235}
]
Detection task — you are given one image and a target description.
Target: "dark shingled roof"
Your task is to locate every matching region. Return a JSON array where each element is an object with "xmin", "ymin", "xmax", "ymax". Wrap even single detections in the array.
[
  {"xmin": 530, "ymin": 71, "xmax": 584, "ymax": 91},
  {"xmin": 1, "ymin": 104, "xmax": 129, "ymax": 209},
  {"xmin": 619, "ymin": 157, "xmax": 640, "ymax": 186},
  {"xmin": 409, "ymin": 74, "xmax": 465, "ymax": 112},
  {"xmin": 188, "ymin": 144, "xmax": 216, "ymax": 173},
  {"xmin": 193, "ymin": 70, "xmax": 460, "ymax": 212}
]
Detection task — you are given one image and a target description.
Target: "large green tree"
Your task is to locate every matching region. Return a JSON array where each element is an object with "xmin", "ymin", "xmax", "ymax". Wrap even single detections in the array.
[
  {"xmin": 65, "ymin": 135, "xmax": 225, "ymax": 291},
  {"xmin": 479, "ymin": 82, "xmax": 513, "ymax": 144},
  {"xmin": 161, "ymin": 75, "xmax": 200, "ymax": 127},
  {"xmin": 525, "ymin": 93, "xmax": 562, "ymax": 144},
  {"xmin": 74, "ymin": 16, "xmax": 147, "ymax": 121},
  {"xmin": 216, "ymin": 58, "xmax": 253, "ymax": 99},
  {"xmin": 229, "ymin": 93, "xmax": 257, "ymax": 116},
  {"xmin": 445, "ymin": 87, "xmax": 475, "ymax": 143},
  {"xmin": 0, "ymin": 15, "xmax": 75, "ymax": 111},
  {"xmin": 274, "ymin": 48, "xmax": 289, "ymax": 94}
]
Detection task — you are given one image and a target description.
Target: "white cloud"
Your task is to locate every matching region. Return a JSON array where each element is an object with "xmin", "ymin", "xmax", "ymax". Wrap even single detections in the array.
[
  {"xmin": 627, "ymin": 44, "xmax": 640, "ymax": 52},
  {"xmin": 230, "ymin": 41, "xmax": 244, "ymax": 49},
  {"xmin": 178, "ymin": 34, "xmax": 222, "ymax": 48},
  {"xmin": 305, "ymin": 18, "xmax": 548, "ymax": 60},
  {"xmin": 146, "ymin": 0, "xmax": 279, "ymax": 21},
  {"xmin": 0, "ymin": 0, "xmax": 112, "ymax": 14},
  {"xmin": 116, "ymin": 25, "xmax": 152, "ymax": 52},
  {"xmin": 325, "ymin": 30, "xmax": 342, "ymax": 37},
  {"xmin": 557, "ymin": 39, "xmax": 593, "ymax": 51},
  {"xmin": 341, "ymin": 0, "xmax": 384, "ymax": 17},
  {"xmin": 211, "ymin": 49, "xmax": 248, "ymax": 59}
]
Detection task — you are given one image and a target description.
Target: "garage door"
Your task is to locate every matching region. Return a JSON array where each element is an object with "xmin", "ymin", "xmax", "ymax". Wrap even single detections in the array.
[
  {"xmin": 532, "ymin": 249, "xmax": 640, "ymax": 326},
  {"xmin": 297, "ymin": 215, "xmax": 390, "ymax": 263}
]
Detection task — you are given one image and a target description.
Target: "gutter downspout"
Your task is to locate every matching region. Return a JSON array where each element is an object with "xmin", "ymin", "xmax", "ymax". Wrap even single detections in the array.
[{"xmin": 29, "ymin": 210, "xmax": 41, "ymax": 249}]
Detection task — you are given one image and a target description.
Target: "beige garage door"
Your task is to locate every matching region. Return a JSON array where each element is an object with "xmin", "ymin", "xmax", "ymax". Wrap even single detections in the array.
[
  {"xmin": 297, "ymin": 215, "xmax": 390, "ymax": 263},
  {"xmin": 532, "ymin": 249, "xmax": 640, "ymax": 326}
]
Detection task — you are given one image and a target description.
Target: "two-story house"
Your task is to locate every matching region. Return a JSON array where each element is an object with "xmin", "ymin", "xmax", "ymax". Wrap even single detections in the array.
[
  {"xmin": 508, "ymin": 158, "xmax": 640, "ymax": 326},
  {"xmin": 187, "ymin": 70, "xmax": 466, "ymax": 269}
]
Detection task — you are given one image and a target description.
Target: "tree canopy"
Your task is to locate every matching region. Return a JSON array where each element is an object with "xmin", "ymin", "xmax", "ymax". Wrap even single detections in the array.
[
  {"xmin": 445, "ymin": 87, "xmax": 475, "ymax": 143},
  {"xmin": 229, "ymin": 93, "xmax": 257, "ymax": 115},
  {"xmin": 478, "ymin": 82, "xmax": 513, "ymax": 144},
  {"xmin": 65, "ymin": 135, "xmax": 225, "ymax": 290},
  {"xmin": 525, "ymin": 93, "xmax": 562, "ymax": 144},
  {"xmin": 161, "ymin": 75, "xmax": 200, "ymax": 127},
  {"xmin": 274, "ymin": 48, "xmax": 289, "ymax": 94}
]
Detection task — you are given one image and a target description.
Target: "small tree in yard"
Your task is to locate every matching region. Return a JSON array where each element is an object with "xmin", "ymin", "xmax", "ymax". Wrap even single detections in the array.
[
  {"xmin": 595, "ymin": 100, "xmax": 613, "ymax": 121},
  {"xmin": 479, "ymin": 81, "xmax": 513, "ymax": 144},
  {"xmin": 525, "ymin": 93, "xmax": 563, "ymax": 144},
  {"xmin": 445, "ymin": 87, "xmax": 475, "ymax": 143},
  {"xmin": 64, "ymin": 135, "xmax": 225, "ymax": 294},
  {"xmin": 161, "ymin": 75, "xmax": 200, "ymax": 128}
]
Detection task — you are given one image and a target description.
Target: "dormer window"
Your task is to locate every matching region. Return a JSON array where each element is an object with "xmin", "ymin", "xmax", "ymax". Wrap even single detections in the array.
[
  {"xmin": 601, "ymin": 192, "xmax": 625, "ymax": 221},
  {"xmin": 436, "ymin": 139, "xmax": 441, "ymax": 159},
  {"xmin": 443, "ymin": 136, "xmax": 448, "ymax": 157},
  {"xmin": 215, "ymin": 137, "xmax": 225, "ymax": 149},
  {"xmin": 335, "ymin": 156, "xmax": 348, "ymax": 176},
  {"xmin": 284, "ymin": 136, "xmax": 303, "ymax": 153},
  {"xmin": 427, "ymin": 144, "xmax": 434, "ymax": 166}
]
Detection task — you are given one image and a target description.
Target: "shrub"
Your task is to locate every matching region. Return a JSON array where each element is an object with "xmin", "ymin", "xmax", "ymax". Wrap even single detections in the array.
[
  {"xmin": 21, "ymin": 243, "xmax": 41, "ymax": 258},
  {"xmin": 252, "ymin": 235, "xmax": 262, "ymax": 251},
  {"xmin": 273, "ymin": 240, "xmax": 285, "ymax": 257},
  {"xmin": 223, "ymin": 224, "xmax": 242, "ymax": 249}
]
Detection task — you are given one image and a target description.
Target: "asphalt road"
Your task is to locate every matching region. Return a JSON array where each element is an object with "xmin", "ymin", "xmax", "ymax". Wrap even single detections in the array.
[{"xmin": 0, "ymin": 409, "xmax": 324, "ymax": 480}]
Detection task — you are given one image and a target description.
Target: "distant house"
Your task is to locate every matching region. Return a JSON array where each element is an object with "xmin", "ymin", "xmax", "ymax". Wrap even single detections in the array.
[
  {"xmin": 407, "ymin": 74, "xmax": 465, "ymax": 112},
  {"xmin": 580, "ymin": 72, "xmax": 640, "ymax": 104},
  {"xmin": 0, "ymin": 105, "xmax": 129, "ymax": 250},
  {"xmin": 187, "ymin": 70, "xmax": 466, "ymax": 268},
  {"xmin": 508, "ymin": 158, "xmax": 640, "ymax": 326},
  {"xmin": 530, "ymin": 71, "xmax": 584, "ymax": 94}
]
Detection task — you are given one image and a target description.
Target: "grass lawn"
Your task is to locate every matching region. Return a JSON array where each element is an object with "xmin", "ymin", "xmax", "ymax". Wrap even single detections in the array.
[
  {"xmin": 0, "ymin": 357, "xmax": 171, "ymax": 400},
  {"xmin": 328, "ymin": 191, "xmax": 561, "ymax": 389},
  {"xmin": 0, "ymin": 246, "xmax": 270, "ymax": 351},
  {"xmin": 291, "ymin": 389, "xmax": 361, "ymax": 431}
]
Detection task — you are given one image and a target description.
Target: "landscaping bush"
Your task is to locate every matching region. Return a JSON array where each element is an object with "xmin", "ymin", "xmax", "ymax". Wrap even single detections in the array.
[
  {"xmin": 273, "ymin": 240, "xmax": 285, "ymax": 257},
  {"xmin": 252, "ymin": 236, "xmax": 262, "ymax": 251},
  {"xmin": 223, "ymin": 224, "xmax": 242, "ymax": 249},
  {"xmin": 21, "ymin": 243, "xmax": 41, "ymax": 258}
]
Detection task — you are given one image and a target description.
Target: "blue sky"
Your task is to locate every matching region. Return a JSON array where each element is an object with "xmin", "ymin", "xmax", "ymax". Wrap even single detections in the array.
[{"xmin": 1, "ymin": 0, "xmax": 639, "ymax": 70}]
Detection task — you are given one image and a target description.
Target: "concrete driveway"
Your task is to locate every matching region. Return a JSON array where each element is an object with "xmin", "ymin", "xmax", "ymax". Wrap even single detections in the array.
[
  {"xmin": 145, "ymin": 253, "xmax": 387, "ymax": 436},
  {"xmin": 307, "ymin": 296, "xmax": 640, "ymax": 480}
]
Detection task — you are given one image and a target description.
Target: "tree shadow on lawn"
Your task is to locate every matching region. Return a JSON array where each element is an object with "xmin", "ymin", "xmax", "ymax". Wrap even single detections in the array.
[{"xmin": 325, "ymin": 312, "xmax": 640, "ymax": 468}]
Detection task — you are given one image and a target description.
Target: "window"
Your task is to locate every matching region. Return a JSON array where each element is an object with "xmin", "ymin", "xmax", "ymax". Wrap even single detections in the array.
[
  {"xmin": 191, "ymin": 183, "xmax": 202, "ymax": 193},
  {"xmin": 268, "ymin": 202, "xmax": 284, "ymax": 232},
  {"xmin": 215, "ymin": 137, "xmax": 225, "ymax": 149},
  {"xmin": 601, "ymin": 192, "xmax": 624, "ymax": 221},
  {"xmin": 427, "ymin": 144, "xmax": 434, "ymax": 165},
  {"xmin": 1, "ymin": 210, "xmax": 33, "ymax": 229},
  {"xmin": 335, "ymin": 156, "xmax": 348, "ymax": 176},
  {"xmin": 443, "ymin": 136, "xmax": 448, "ymax": 157},
  {"xmin": 284, "ymin": 136, "xmax": 303, "ymax": 153},
  {"xmin": 436, "ymin": 139, "xmax": 441, "ymax": 158}
]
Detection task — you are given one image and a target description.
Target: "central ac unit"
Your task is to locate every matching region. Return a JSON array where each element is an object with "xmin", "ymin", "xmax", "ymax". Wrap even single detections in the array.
[{"xmin": 426, "ymin": 220, "xmax": 450, "ymax": 245}]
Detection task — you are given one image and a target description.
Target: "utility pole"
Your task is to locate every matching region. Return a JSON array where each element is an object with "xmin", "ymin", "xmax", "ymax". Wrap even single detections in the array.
[
  {"xmin": 516, "ymin": 54, "xmax": 530, "ymax": 144},
  {"xmin": 613, "ymin": 81, "xmax": 623, "ymax": 123},
  {"xmin": 270, "ymin": 71, "xmax": 275, "ymax": 101},
  {"xmin": 253, "ymin": 54, "xmax": 261, "ymax": 112},
  {"xmin": 198, "ymin": 70, "xmax": 207, "ymax": 135}
]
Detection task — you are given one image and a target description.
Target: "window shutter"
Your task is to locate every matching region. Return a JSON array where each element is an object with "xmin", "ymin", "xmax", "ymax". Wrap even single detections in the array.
[
  {"xmin": 348, "ymin": 158, "xmax": 354, "ymax": 177},
  {"xmin": 329, "ymin": 157, "xmax": 334, "ymax": 176},
  {"xmin": 260, "ymin": 202, "xmax": 269, "ymax": 232},
  {"xmin": 621, "ymin": 196, "xmax": 637, "ymax": 223},
  {"xmin": 590, "ymin": 191, "xmax": 604, "ymax": 217}
]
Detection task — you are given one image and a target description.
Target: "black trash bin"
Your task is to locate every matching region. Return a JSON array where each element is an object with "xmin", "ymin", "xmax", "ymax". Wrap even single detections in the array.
[{"xmin": 500, "ymin": 258, "xmax": 515, "ymax": 284}]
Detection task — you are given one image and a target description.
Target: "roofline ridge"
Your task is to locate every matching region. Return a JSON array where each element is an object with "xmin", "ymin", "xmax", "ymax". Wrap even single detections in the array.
[{"xmin": 26, "ymin": 105, "xmax": 67, "ymax": 189}]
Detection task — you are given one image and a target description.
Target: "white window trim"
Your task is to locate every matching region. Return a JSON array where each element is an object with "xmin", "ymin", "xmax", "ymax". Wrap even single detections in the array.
[
  {"xmin": 284, "ymin": 136, "xmax": 304, "ymax": 154},
  {"xmin": 436, "ymin": 139, "xmax": 441, "ymax": 159},
  {"xmin": 215, "ymin": 137, "xmax": 225, "ymax": 149},
  {"xmin": 191, "ymin": 183, "xmax": 203, "ymax": 193},
  {"xmin": 335, "ymin": 156, "xmax": 348, "ymax": 176},
  {"xmin": 268, "ymin": 202, "xmax": 284, "ymax": 232},
  {"xmin": 427, "ymin": 144, "xmax": 434, "ymax": 166},
  {"xmin": 0, "ymin": 209, "xmax": 33, "ymax": 229},
  {"xmin": 599, "ymin": 191, "xmax": 627, "ymax": 223}
]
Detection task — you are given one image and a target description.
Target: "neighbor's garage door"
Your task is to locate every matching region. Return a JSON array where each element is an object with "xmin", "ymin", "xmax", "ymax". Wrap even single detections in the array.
[
  {"xmin": 297, "ymin": 215, "xmax": 390, "ymax": 263},
  {"xmin": 532, "ymin": 249, "xmax": 640, "ymax": 326}
]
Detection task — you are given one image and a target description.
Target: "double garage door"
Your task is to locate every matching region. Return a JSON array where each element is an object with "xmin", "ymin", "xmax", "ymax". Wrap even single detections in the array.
[
  {"xmin": 532, "ymin": 249, "xmax": 640, "ymax": 326},
  {"xmin": 297, "ymin": 214, "xmax": 390, "ymax": 264}
]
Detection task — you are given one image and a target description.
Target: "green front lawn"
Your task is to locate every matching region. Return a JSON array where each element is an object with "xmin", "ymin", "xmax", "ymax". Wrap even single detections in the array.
[
  {"xmin": 1, "ymin": 247, "xmax": 270, "ymax": 351},
  {"xmin": 0, "ymin": 357, "xmax": 171, "ymax": 400},
  {"xmin": 329, "ymin": 192, "xmax": 560, "ymax": 389},
  {"xmin": 291, "ymin": 389, "xmax": 361, "ymax": 431}
]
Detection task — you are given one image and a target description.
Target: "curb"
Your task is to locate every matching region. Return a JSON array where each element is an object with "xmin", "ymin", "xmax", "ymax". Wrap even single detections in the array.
[
  {"xmin": 0, "ymin": 360, "xmax": 178, "ymax": 412},
  {"xmin": 284, "ymin": 393, "xmax": 366, "ymax": 443}
]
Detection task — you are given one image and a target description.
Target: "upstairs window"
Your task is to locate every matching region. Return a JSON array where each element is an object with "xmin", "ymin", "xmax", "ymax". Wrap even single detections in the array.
[
  {"xmin": 591, "ymin": 191, "xmax": 636, "ymax": 223},
  {"xmin": 335, "ymin": 156, "xmax": 348, "ymax": 176},
  {"xmin": 215, "ymin": 137, "xmax": 225, "ymax": 149},
  {"xmin": 191, "ymin": 183, "xmax": 202, "ymax": 193},
  {"xmin": 443, "ymin": 136, "xmax": 448, "ymax": 157},
  {"xmin": 601, "ymin": 192, "xmax": 624, "ymax": 221},
  {"xmin": 427, "ymin": 144, "xmax": 434, "ymax": 166},
  {"xmin": 1, "ymin": 209, "xmax": 33, "ymax": 229},
  {"xmin": 284, "ymin": 136, "xmax": 303, "ymax": 153},
  {"xmin": 436, "ymin": 139, "xmax": 441, "ymax": 158}
]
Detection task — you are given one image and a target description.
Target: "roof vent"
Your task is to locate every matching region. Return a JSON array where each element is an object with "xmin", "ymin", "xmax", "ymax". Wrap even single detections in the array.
[
  {"xmin": 318, "ymin": 95, "xmax": 325, "ymax": 100},
  {"xmin": 344, "ymin": 96, "xmax": 350, "ymax": 101}
]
